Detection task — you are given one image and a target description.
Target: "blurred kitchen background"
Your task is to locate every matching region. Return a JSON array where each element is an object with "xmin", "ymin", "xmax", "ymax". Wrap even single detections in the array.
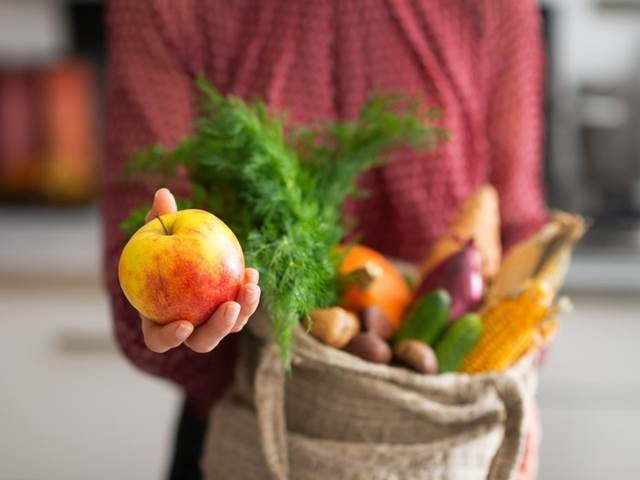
[{"xmin": 1, "ymin": 0, "xmax": 639, "ymax": 478}]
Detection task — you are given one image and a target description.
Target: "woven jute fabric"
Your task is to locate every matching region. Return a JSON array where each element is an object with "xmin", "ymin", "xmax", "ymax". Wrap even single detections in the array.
[{"xmin": 202, "ymin": 312, "xmax": 537, "ymax": 480}]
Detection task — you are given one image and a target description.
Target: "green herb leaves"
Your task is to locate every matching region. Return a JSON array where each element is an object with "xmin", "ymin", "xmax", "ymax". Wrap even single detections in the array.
[{"xmin": 121, "ymin": 78, "xmax": 446, "ymax": 365}]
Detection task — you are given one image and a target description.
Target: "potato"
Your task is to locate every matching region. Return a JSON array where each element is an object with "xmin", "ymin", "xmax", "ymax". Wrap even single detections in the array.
[
  {"xmin": 344, "ymin": 332, "xmax": 392, "ymax": 364},
  {"xmin": 394, "ymin": 339, "xmax": 438, "ymax": 374},
  {"xmin": 361, "ymin": 305, "xmax": 394, "ymax": 340},
  {"xmin": 306, "ymin": 307, "xmax": 360, "ymax": 348}
]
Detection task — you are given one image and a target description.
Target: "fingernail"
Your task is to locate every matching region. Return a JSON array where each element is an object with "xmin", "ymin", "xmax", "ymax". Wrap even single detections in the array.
[
  {"xmin": 247, "ymin": 269, "xmax": 260, "ymax": 283},
  {"xmin": 245, "ymin": 285, "xmax": 259, "ymax": 304},
  {"xmin": 225, "ymin": 303, "xmax": 241, "ymax": 324},
  {"xmin": 176, "ymin": 323, "xmax": 192, "ymax": 340}
]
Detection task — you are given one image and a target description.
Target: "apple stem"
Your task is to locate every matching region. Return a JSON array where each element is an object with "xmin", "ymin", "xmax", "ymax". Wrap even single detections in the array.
[{"xmin": 156, "ymin": 215, "xmax": 170, "ymax": 235}]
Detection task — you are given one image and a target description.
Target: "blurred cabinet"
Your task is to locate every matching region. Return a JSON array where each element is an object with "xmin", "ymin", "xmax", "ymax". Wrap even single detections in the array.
[
  {"xmin": 0, "ymin": 1, "xmax": 104, "ymax": 205},
  {"xmin": 0, "ymin": 61, "xmax": 99, "ymax": 203}
]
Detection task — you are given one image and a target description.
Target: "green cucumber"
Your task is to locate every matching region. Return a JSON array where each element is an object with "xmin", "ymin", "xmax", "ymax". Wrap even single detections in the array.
[
  {"xmin": 434, "ymin": 313, "xmax": 483, "ymax": 373},
  {"xmin": 394, "ymin": 289, "xmax": 450, "ymax": 346}
]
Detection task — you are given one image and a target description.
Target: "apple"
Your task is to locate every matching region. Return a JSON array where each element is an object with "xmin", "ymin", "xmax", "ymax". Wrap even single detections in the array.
[{"xmin": 118, "ymin": 209, "xmax": 245, "ymax": 326}]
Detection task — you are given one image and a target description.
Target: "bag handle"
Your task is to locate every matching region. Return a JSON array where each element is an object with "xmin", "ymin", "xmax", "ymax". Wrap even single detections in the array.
[
  {"xmin": 254, "ymin": 341, "xmax": 528, "ymax": 480},
  {"xmin": 254, "ymin": 344, "xmax": 290, "ymax": 480},
  {"xmin": 486, "ymin": 374, "xmax": 528, "ymax": 480}
]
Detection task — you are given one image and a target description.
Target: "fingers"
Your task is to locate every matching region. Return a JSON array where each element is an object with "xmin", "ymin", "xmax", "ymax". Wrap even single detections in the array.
[
  {"xmin": 244, "ymin": 268, "xmax": 259, "ymax": 285},
  {"xmin": 231, "ymin": 268, "xmax": 261, "ymax": 332},
  {"xmin": 141, "ymin": 267, "xmax": 261, "ymax": 354},
  {"xmin": 141, "ymin": 316, "xmax": 194, "ymax": 353},
  {"xmin": 184, "ymin": 302, "xmax": 241, "ymax": 353},
  {"xmin": 145, "ymin": 188, "xmax": 178, "ymax": 223},
  {"xmin": 231, "ymin": 277, "xmax": 261, "ymax": 333}
]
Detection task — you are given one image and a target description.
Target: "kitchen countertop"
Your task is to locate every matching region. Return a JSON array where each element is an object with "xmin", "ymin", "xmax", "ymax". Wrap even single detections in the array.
[
  {"xmin": 0, "ymin": 205, "xmax": 102, "ymax": 285},
  {"xmin": 537, "ymin": 292, "xmax": 640, "ymax": 479},
  {"xmin": 0, "ymin": 283, "xmax": 181, "ymax": 480}
]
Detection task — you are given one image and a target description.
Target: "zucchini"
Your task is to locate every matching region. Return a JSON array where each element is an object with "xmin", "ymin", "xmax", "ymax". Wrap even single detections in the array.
[
  {"xmin": 394, "ymin": 289, "xmax": 450, "ymax": 346},
  {"xmin": 434, "ymin": 313, "xmax": 483, "ymax": 373}
]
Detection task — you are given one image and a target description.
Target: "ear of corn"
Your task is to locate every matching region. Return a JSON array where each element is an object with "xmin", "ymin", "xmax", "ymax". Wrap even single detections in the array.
[
  {"xmin": 536, "ymin": 317, "xmax": 559, "ymax": 347},
  {"xmin": 458, "ymin": 281, "xmax": 552, "ymax": 373},
  {"xmin": 527, "ymin": 296, "xmax": 572, "ymax": 352}
]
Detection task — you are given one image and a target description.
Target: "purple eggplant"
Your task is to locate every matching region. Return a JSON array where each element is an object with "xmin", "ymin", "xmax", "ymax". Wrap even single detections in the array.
[{"xmin": 415, "ymin": 239, "xmax": 484, "ymax": 322}]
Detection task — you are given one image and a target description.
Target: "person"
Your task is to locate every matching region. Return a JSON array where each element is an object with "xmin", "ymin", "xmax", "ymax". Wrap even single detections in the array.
[{"xmin": 103, "ymin": 1, "xmax": 546, "ymax": 478}]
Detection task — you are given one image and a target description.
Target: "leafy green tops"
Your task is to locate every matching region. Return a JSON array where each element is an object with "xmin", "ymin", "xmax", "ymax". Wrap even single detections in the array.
[{"xmin": 122, "ymin": 77, "xmax": 446, "ymax": 365}]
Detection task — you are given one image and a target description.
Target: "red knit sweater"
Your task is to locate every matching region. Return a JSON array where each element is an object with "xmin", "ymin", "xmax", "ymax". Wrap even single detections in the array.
[{"xmin": 104, "ymin": 0, "xmax": 547, "ymax": 415}]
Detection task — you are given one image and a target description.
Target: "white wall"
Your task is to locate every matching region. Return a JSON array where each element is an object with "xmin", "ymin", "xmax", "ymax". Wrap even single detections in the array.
[
  {"xmin": 0, "ymin": 1, "xmax": 68, "ymax": 64},
  {"xmin": 543, "ymin": 0, "xmax": 640, "ymax": 85}
]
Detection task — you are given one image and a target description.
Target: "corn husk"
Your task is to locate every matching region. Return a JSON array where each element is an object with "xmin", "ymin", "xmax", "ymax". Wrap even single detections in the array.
[{"xmin": 484, "ymin": 211, "xmax": 587, "ymax": 307}]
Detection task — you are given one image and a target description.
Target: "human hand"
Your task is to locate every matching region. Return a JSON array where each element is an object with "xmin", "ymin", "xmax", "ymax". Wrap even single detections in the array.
[{"xmin": 139, "ymin": 188, "xmax": 261, "ymax": 353}]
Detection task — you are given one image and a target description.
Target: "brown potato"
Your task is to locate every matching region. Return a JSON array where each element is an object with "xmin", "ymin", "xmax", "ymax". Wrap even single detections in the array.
[
  {"xmin": 344, "ymin": 332, "xmax": 392, "ymax": 364},
  {"xmin": 361, "ymin": 305, "xmax": 394, "ymax": 340},
  {"xmin": 394, "ymin": 339, "xmax": 438, "ymax": 374},
  {"xmin": 306, "ymin": 307, "xmax": 360, "ymax": 349}
]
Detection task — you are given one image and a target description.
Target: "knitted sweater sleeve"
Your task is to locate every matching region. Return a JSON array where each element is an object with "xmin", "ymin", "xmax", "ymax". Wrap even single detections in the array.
[{"xmin": 103, "ymin": 0, "xmax": 236, "ymax": 415}]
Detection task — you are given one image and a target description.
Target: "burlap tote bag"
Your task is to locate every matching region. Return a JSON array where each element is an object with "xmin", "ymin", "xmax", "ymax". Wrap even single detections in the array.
[{"xmin": 202, "ymin": 311, "xmax": 537, "ymax": 480}]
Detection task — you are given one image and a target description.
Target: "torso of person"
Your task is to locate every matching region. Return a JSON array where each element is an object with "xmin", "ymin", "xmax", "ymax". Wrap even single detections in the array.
[
  {"xmin": 142, "ymin": 0, "xmax": 532, "ymax": 261},
  {"xmin": 105, "ymin": 0, "xmax": 546, "ymax": 414}
]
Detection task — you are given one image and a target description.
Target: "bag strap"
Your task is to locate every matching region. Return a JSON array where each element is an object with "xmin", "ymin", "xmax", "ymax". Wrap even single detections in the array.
[
  {"xmin": 486, "ymin": 374, "xmax": 527, "ymax": 480},
  {"xmin": 254, "ymin": 344, "xmax": 290, "ymax": 480}
]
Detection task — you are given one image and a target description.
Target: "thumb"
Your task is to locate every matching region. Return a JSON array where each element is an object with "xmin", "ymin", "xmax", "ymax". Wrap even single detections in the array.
[{"xmin": 145, "ymin": 188, "xmax": 178, "ymax": 223}]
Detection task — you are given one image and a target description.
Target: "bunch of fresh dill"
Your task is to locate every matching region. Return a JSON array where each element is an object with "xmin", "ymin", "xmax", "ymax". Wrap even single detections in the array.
[{"xmin": 121, "ymin": 78, "xmax": 446, "ymax": 365}]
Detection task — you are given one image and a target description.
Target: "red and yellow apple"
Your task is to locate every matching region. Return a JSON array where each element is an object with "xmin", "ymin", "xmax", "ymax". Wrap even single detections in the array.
[{"xmin": 118, "ymin": 209, "xmax": 245, "ymax": 326}]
